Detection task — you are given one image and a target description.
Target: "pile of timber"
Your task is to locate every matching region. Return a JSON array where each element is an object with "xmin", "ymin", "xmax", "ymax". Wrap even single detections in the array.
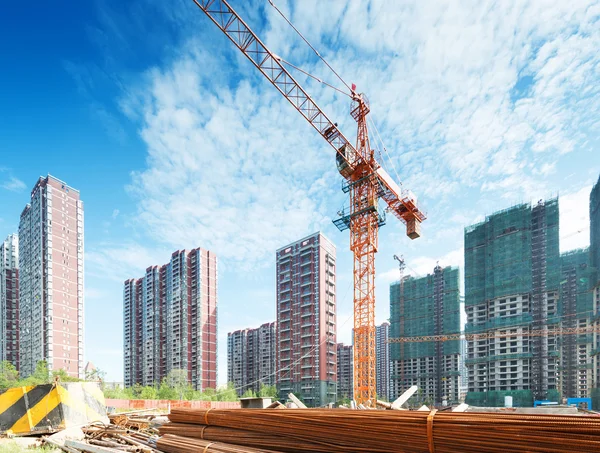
[{"xmin": 158, "ymin": 407, "xmax": 600, "ymax": 453}]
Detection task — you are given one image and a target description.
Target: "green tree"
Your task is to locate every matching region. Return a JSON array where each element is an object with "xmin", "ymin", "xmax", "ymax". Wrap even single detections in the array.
[
  {"xmin": 52, "ymin": 369, "xmax": 81, "ymax": 383},
  {"xmin": 140, "ymin": 386, "xmax": 158, "ymax": 399},
  {"xmin": 241, "ymin": 388, "xmax": 257, "ymax": 398},
  {"xmin": 337, "ymin": 396, "xmax": 352, "ymax": 407},
  {"xmin": 157, "ymin": 379, "xmax": 177, "ymax": 400},
  {"xmin": 103, "ymin": 384, "xmax": 134, "ymax": 399},
  {"xmin": 258, "ymin": 384, "xmax": 278, "ymax": 398},
  {"xmin": 217, "ymin": 383, "xmax": 239, "ymax": 402},
  {"xmin": 85, "ymin": 367, "xmax": 106, "ymax": 383},
  {"xmin": 165, "ymin": 369, "xmax": 189, "ymax": 401},
  {"xmin": 0, "ymin": 361, "xmax": 19, "ymax": 390},
  {"xmin": 21, "ymin": 360, "xmax": 51, "ymax": 386}
]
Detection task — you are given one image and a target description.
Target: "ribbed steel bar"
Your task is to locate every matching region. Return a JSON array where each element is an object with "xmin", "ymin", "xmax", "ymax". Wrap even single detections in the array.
[{"xmin": 162, "ymin": 408, "xmax": 600, "ymax": 453}]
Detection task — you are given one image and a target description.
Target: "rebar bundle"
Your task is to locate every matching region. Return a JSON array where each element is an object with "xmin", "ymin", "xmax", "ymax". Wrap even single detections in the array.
[
  {"xmin": 157, "ymin": 434, "xmax": 283, "ymax": 453},
  {"xmin": 161, "ymin": 408, "xmax": 600, "ymax": 453}
]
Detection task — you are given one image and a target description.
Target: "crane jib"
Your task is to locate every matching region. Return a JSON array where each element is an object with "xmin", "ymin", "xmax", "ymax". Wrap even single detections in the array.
[{"xmin": 192, "ymin": 0, "xmax": 357, "ymax": 173}]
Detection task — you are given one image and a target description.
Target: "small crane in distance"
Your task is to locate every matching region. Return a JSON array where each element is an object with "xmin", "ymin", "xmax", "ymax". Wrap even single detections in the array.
[{"xmin": 192, "ymin": 0, "xmax": 426, "ymax": 405}]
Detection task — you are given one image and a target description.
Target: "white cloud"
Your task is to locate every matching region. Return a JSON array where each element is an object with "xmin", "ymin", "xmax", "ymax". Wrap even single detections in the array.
[
  {"xmin": 559, "ymin": 185, "xmax": 592, "ymax": 252},
  {"xmin": 86, "ymin": 242, "xmax": 172, "ymax": 282},
  {"xmin": 111, "ymin": 209, "xmax": 120, "ymax": 219},
  {"xmin": 378, "ymin": 247, "xmax": 463, "ymax": 285},
  {"xmin": 121, "ymin": 45, "xmax": 340, "ymax": 269},
  {"xmin": 1, "ymin": 176, "xmax": 26, "ymax": 193}
]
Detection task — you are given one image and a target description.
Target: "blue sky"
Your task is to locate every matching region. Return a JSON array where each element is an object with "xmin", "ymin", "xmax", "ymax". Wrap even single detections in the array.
[{"xmin": 0, "ymin": 0, "xmax": 599, "ymax": 383}]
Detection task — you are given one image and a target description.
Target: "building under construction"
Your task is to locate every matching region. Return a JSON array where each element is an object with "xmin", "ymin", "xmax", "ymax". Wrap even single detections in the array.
[
  {"xmin": 590, "ymin": 176, "xmax": 600, "ymax": 409},
  {"xmin": 390, "ymin": 265, "xmax": 461, "ymax": 405},
  {"xmin": 465, "ymin": 199, "xmax": 560, "ymax": 407},
  {"xmin": 559, "ymin": 248, "xmax": 594, "ymax": 399}
]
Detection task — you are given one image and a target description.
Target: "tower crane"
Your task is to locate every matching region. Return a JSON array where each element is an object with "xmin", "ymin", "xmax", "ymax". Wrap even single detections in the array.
[{"xmin": 192, "ymin": 0, "xmax": 426, "ymax": 405}]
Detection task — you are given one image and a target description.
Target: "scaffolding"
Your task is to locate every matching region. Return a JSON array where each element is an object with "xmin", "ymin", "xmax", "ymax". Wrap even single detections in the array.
[
  {"xmin": 591, "ymin": 176, "xmax": 600, "ymax": 289},
  {"xmin": 390, "ymin": 266, "xmax": 461, "ymax": 404},
  {"xmin": 560, "ymin": 248, "xmax": 594, "ymax": 398},
  {"xmin": 464, "ymin": 199, "xmax": 560, "ymax": 406}
]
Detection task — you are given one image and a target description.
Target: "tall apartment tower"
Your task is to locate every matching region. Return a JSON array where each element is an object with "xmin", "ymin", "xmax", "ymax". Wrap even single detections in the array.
[
  {"xmin": 465, "ymin": 199, "xmax": 560, "ymax": 407},
  {"xmin": 590, "ymin": 176, "xmax": 600, "ymax": 408},
  {"xmin": 18, "ymin": 175, "xmax": 84, "ymax": 378},
  {"xmin": 227, "ymin": 329, "xmax": 248, "ymax": 394},
  {"xmin": 376, "ymin": 322, "xmax": 390, "ymax": 400},
  {"xmin": 227, "ymin": 322, "xmax": 277, "ymax": 396},
  {"xmin": 559, "ymin": 249, "xmax": 593, "ymax": 399},
  {"xmin": 0, "ymin": 234, "xmax": 19, "ymax": 368},
  {"xmin": 276, "ymin": 232, "xmax": 337, "ymax": 407},
  {"xmin": 390, "ymin": 265, "xmax": 461, "ymax": 405},
  {"xmin": 337, "ymin": 343, "xmax": 353, "ymax": 400},
  {"xmin": 123, "ymin": 248, "xmax": 217, "ymax": 390}
]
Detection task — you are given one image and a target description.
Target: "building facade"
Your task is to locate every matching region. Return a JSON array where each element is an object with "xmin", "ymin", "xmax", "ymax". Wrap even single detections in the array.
[
  {"xmin": 559, "ymin": 249, "xmax": 594, "ymax": 399},
  {"xmin": 18, "ymin": 175, "xmax": 84, "ymax": 378},
  {"xmin": 390, "ymin": 265, "xmax": 461, "ymax": 405},
  {"xmin": 0, "ymin": 234, "xmax": 19, "ymax": 368},
  {"xmin": 227, "ymin": 322, "xmax": 277, "ymax": 396},
  {"xmin": 337, "ymin": 343, "xmax": 353, "ymax": 400},
  {"xmin": 465, "ymin": 199, "xmax": 560, "ymax": 407},
  {"xmin": 590, "ymin": 176, "xmax": 600, "ymax": 408},
  {"xmin": 376, "ymin": 322, "xmax": 390, "ymax": 400},
  {"xmin": 276, "ymin": 232, "xmax": 337, "ymax": 407},
  {"xmin": 227, "ymin": 329, "xmax": 248, "ymax": 394},
  {"xmin": 123, "ymin": 248, "xmax": 217, "ymax": 390}
]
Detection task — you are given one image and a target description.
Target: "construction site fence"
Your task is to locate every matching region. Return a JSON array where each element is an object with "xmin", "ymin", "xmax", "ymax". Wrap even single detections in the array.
[
  {"xmin": 466, "ymin": 389, "xmax": 560, "ymax": 407},
  {"xmin": 105, "ymin": 399, "xmax": 240, "ymax": 411}
]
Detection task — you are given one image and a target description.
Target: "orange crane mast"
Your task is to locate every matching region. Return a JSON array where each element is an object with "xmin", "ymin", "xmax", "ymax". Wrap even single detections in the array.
[{"xmin": 192, "ymin": 0, "xmax": 426, "ymax": 405}]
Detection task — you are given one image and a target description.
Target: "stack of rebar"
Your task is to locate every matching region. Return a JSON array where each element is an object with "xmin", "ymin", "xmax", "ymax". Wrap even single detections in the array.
[{"xmin": 158, "ymin": 408, "xmax": 600, "ymax": 453}]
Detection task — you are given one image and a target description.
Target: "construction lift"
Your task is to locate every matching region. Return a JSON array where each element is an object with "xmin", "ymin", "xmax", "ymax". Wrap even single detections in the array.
[{"xmin": 192, "ymin": 0, "xmax": 426, "ymax": 405}]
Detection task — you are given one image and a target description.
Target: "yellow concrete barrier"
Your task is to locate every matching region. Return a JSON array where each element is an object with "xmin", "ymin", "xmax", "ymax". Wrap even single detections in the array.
[{"xmin": 0, "ymin": 382, "xmax": 108, "ymax": 435}]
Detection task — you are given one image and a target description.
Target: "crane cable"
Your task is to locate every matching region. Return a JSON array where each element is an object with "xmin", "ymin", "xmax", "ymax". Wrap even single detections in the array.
[
  {"xmin": 267, "ymin": 0, "xmax": 354, "ymax": 95},
  {"xmin": 277, "ymin": 57, "xmax": 352, "ymax": 99},
  {"xmin": 369, "ymin": 115, "xmax": 405, "ymax": 190}
]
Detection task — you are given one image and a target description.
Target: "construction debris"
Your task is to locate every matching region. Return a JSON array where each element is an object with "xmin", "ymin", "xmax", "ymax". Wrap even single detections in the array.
[
  {"xmin": 286, "ymin": 394, "xmax": 306, "ymax": 409},
  {"xmin": 391, "ymin": 384, "xmax": 418, "ymax": 410}
]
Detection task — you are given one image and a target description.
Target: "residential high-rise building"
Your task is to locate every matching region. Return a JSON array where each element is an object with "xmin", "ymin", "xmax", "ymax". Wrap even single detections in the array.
[
  {"xmin": 337, "ymin": 343, "xmax": 353, "ymax": 400},
  {"xmin": 376, "ymin": 322, "xmax": 390, "ymax": 400},
  {"xmin": 276, "ymin": 232, "xmax": 337, "ymax": 407},
  {"xmin": 123, "ymin": 248, "xmax": 217, "ymax": 390},
  {"xmin": 227, "ymin": 322, "xmax": 277, "ymax": 396},
  {"xmin": 247, "ymin": 322, "xmax": 277, "ymax": 392},
  {"xmin": 18, "ymin": 175, "xmax": 84, "ymax": 378},
  {"xmin": 390, "ymin": 265, "xmax": 461, "ymax": 405},
  {"xmin": 227, "ymin": 329, "xmax": 248, "ymax": 394},
  {"xmin": 0, "ymin": 234, "xmax": 19, "ymax": 369},
  {"xmin": 464, "ymin": 199, "xmax": 560, "ymax": 407},
  {"xmin": 590, "ymin": 176, "xmax": 600, "ymax": 408},
  {"xmin": 559, "ymin": 249, "xmax": 594, "ymax": 399}
]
